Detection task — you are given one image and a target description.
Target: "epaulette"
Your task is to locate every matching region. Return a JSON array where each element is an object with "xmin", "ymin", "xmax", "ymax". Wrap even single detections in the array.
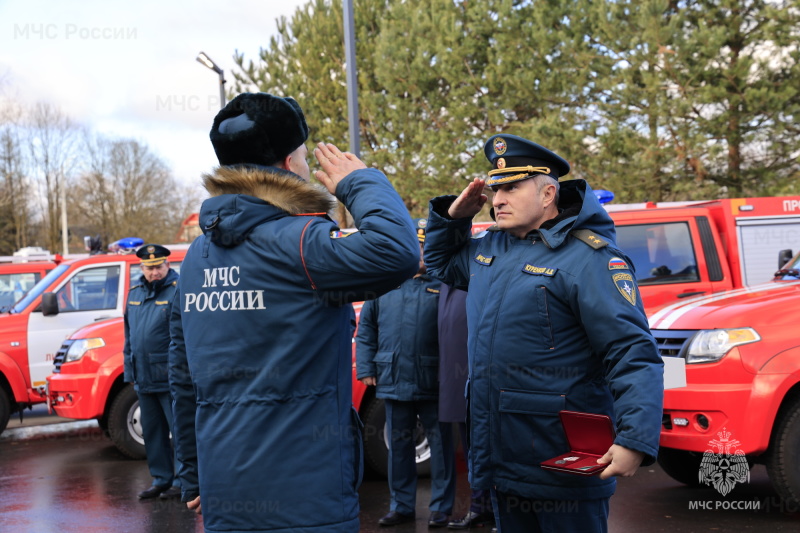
[
  {"xmin": 130, "ymin": 284, "xmax": 142, "ymax": 290},
  {"xmin": 571, "ymin": 229, "xmax": 608, "ymax": 249}
]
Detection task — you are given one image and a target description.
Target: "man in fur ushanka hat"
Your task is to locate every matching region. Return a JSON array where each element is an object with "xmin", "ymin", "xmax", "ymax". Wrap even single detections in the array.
[{"xmin": 169, "ymin": 92, "xmax": 420, "ymax": 533}]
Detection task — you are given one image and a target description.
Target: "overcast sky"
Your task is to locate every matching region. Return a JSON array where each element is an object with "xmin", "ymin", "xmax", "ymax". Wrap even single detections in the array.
[{"xmin": 0, "ymin": 0, "xmax": 309, "ymax": 190}]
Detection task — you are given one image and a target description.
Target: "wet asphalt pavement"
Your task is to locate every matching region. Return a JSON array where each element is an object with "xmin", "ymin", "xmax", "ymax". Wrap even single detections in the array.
[{"xmin": 1, "ymin": 410, "xmax": 799, "ymax": 532}]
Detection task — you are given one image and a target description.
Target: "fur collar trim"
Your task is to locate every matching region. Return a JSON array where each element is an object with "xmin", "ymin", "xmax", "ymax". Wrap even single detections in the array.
[{"xmin": 202, "ymin": 166, "xmax": 336, "ymax": 215}]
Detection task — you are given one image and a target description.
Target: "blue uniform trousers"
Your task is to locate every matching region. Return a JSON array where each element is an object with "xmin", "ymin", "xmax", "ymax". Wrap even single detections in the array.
[
  {"xmin": 385, "ymin": 399, "xmax": 455, "ymax": 515},
  {"xmin": 491, "ymin": 489, "xmax": 609, "ymax": 533},
  {"xmin": 137, "ymin": 391, "xmax": 179, "ymax": 488},
  {"xmin": 457, "ymin": 422, "xmax": 491, "ymax": 514}
]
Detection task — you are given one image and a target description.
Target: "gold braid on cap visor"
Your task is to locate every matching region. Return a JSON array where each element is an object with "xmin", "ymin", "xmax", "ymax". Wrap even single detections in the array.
[
  {"xmin": 140, "ymin": 258, "xmax": 166, "ymax": 266},
  {"xmin": 486, "ymin": 166, "xmax": 552, "ymax": 185}
]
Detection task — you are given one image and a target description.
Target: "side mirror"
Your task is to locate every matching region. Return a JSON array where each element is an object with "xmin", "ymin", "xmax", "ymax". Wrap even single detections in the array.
[
  {"xmin": 778, "ymin": 249, "xmax": 794, "ymax": 270},
  {"xmin": 41, "ymin": 292, "xmax": 59, "ymax": 316}
]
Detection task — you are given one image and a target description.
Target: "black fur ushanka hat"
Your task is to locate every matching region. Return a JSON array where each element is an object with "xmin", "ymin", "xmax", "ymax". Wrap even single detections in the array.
[{"xmin": 210, "ymin": 92, "xmax": 309, "ymax": 167}]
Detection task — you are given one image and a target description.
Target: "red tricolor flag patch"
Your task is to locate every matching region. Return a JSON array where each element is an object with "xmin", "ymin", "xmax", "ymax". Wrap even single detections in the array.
[{"xmin": 608, "ymin": 257, "xmax": 629, "ymax": 270}]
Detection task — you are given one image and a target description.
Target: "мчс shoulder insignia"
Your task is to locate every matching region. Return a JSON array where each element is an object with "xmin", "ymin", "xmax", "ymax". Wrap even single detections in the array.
[
  {"xmin": 572, "ymin": 229, "xmax": 608, "ymax": 249},
  {"xmin": 612, "ymin": 272, "xmax": 637, "ymax": 305}
]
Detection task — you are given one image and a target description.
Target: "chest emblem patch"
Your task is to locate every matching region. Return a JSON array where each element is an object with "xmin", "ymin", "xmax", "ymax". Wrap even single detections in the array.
[
  {"xmin": 612, "ymin": 272, "xmax": 637, "ymax": 305},
  {"xmin": 608, "ymin": 257, "xmax": 629, "ymax": 270},
  {"xmin": 474, "ymin": 254, "xmax": 494, "ymax": 266},
  {"xmin": 522, "ymin": 263, "xmax": 557, "ymax": 277}
]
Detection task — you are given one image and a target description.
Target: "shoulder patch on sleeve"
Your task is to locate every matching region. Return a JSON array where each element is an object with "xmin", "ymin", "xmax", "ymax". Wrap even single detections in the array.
[
  {"xmin": 331, "ymin": 229, "xmax": 356, "ymax": 239},
  {"xmin": 612, "ymin": 272, "xmax": 638, "ymax": 305},
  {"xmin": 608, "ymin": 257, "xmax": 630, "ymax": 270},
  {"xmin": 572, "ymin": 229, "xmax": 608, "ymax": 249}
]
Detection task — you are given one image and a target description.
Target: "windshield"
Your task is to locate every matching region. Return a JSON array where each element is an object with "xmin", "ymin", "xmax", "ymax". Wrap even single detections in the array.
[
  {"xmin": 10, "ymin": 264, "xmax": 70, "ymax": 313},
  {"xmin": 0, "ymin": 271, "xmax": 44, "ymax": 312}
]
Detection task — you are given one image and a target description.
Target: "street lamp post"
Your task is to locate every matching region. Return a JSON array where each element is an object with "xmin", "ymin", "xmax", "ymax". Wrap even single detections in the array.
[
  {"xmin": 343, "ymin": 0, "xmax": 360, "ymax": 158},
  {"xmin": 196, "ymin": 51, "xmax": 226, "ymax": 109}
]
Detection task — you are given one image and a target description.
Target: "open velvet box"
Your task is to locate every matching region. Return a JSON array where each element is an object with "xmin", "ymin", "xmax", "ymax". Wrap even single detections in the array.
[{"xmin": 540, "ymin": 411, "xmax": 616, "ymax": 476}]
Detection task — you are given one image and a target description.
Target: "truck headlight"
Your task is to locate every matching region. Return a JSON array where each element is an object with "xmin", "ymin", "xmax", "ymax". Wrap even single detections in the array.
[
  {"xmin": 65, "ymin": 338, "xmax": 106, "ymax": 362},
  {"xmin": 686, "ymin": 328, "xmax": 760, "ymax": 364}
]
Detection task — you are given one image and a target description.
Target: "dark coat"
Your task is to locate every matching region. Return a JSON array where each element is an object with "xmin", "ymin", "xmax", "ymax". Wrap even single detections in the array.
[
  {"xmin": 169, "ymin": 165, "xmax": 419, "ymax": 533},
  {"xmin": 123, "ymin": 268, "xmax": 179, "ymax": 393},
  {"xmin": 425, "ymin": 179, "xmax": 664, "ymax": 501},
  {"xmin": 437, "ymin": 283, "xmax": 469, "ymax": 423},
  {"xmin": 355, "ymin": 275, "xmax": 441, "ymax": 401}
]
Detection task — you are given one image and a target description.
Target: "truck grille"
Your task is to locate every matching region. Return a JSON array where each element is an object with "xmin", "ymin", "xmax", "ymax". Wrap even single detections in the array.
[
  {"xmin": 651, "ymin": 329, "xmax": 694, "ymax": 358},
  {"xmin": 53, "ymin": 340, "xmax": 75, "ymax": 373}
]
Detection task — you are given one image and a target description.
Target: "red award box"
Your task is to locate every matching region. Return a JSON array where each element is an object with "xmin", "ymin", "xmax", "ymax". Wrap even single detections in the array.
[{"xmin": 540, "ymin": 411, "xmax": 615, "ymax": 476}]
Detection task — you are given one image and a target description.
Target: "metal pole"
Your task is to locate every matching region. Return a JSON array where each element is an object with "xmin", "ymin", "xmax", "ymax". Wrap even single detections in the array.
[
  {"xmin": 60, "ymin": 182, "xmax": 68, "ymax": 255},
  {"xmin": 218, "ymin": 71, "xmax": 226, "ymax": 109},
  {"xmin": 343, "ymin": 0, "xmax": 360, "ymax": 157}
]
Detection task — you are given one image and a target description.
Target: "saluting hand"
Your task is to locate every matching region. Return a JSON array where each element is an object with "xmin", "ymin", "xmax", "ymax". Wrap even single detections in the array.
[
  {"xmin": 448, "ymin": 178, "xmax": 488, "ymax": 219},
  {"xmin": 314, "ymin": 142, "xmax": 367, "ymax": 195},
  {"xmin": 597, "ymin": 444, "xmax": 646, "ymax": 479}
]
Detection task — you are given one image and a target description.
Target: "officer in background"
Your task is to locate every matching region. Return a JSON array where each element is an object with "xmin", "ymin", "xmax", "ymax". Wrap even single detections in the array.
[
  {"xmin": 123, "ymin": 244, "xmax": 181, "ymax": 500},
  {"xmin": 424, "ymin": 135, "xmax": 663, "ymax": 532},
  {"xmin": 356, "ymin": 219, "xmax": 456, "ymax": 528},
  {"xmin": 168, "ymin": 92, "xmax": 419, "ymax": 532}
]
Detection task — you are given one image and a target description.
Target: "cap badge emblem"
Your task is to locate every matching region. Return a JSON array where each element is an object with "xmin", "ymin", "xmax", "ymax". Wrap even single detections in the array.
[
  {"xmin": 496, "ymin": 157, "xmax": 506, "ymax": 169},
  {"xmin": 147, "ymin": 245, "xmax": 155, "ymax": 253},
  {"xmin": 493, "ymin": 138, "xmax": 507, "ymax": 155}
]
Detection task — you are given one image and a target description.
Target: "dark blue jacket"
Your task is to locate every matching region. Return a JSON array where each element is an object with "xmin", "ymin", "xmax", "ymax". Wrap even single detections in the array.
[
  {"xmin": 437, "ymin": 283, "xmax": 469, "ymax": 423},
  {"xmin": 169, "ymin": 165, "xmax": 418, "ymax": 533},
  {"xmin": 355, "ymin": 275, "xmax": 441, "ymax": 401},
  {"xmin": 424, "ymin": 179, "xmax": 664, "ymax": 501},
  {"xmin": 123, "ymin": 269, "xmax": 179, "ymax": 393}
]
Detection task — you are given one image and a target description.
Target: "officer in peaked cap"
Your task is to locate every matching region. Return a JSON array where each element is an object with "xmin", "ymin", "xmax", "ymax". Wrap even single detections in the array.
[
  {"xmin": 125, "ymin": 243, "xmax": 181, "ymax": 500},
  {"xmin": 136, "ymin": 244, "xmax": 171, "ymax": 267},
  {"xmin": 483, "ymin": 134, "xmax": 570, "ymax": 187},
  {"xmin": 422, "ymin": 133, "xmax": 664, "ymax": 532}
]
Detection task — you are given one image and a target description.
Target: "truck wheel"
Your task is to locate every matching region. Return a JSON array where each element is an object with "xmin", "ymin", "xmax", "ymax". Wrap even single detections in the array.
[
  {"xmin": 0, "ymin": 387, "xmax": 10, "ymax": 435},
  {"xmin": 361, "ymin": 397, "xmax": 431, "ymax": 479},
  {"xmin": 657, "ymin": 447, "xmax": 704, "ymax": 486},
  {"xmin": 107, "ymin": 384, "xmax": 146, "ymax": 459},
  {"xmin": 766, "ymin": 397, "xmax": 800, "ymax": 507}
]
